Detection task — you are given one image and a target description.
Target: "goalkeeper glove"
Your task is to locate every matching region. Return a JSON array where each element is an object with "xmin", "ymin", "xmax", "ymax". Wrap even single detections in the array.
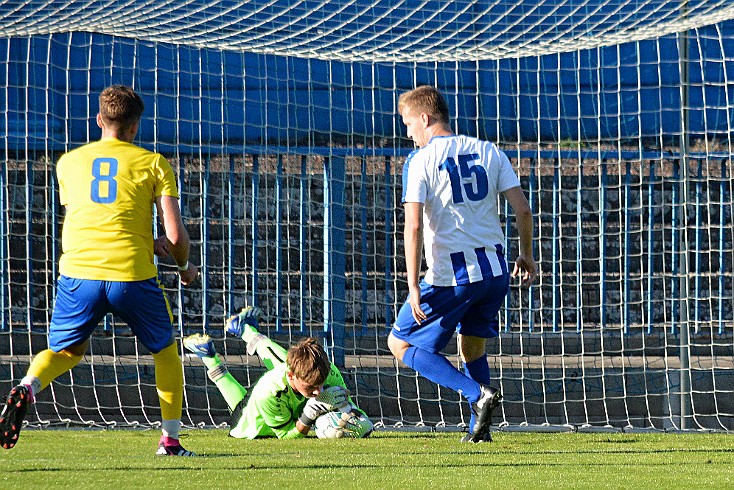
[
  {"xmin": 298, "ymin": 386, "xmax": 350, "ymax": 427},
  {"xmin": 340, "ymin": 412, "xmax": 374, "ymax": 438},
  {"xmin": 299, "ymin": 398, "xmax": 332, "ymax": 427},
  {"xmin": 315, "ymin": 385, "xmax": 350, "ymax": 411}
]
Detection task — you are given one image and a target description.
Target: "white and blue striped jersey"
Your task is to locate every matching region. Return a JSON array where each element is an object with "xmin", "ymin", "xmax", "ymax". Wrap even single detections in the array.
[{"xmin": 402, "ymin": 135, "xmax": 521, "ymax": 287}]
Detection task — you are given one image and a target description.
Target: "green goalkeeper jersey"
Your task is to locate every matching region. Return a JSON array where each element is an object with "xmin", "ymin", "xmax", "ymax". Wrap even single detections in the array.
[{"xmin": 229, "ymin": 361, "xmax": 349, "ymax": 439}]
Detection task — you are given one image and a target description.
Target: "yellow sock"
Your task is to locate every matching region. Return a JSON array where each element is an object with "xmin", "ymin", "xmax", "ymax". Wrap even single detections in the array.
[
  {"xmin": 152, "ymin": 343, "xmax": 184, "ymax": 421},
  {"xmin": 26, "ymin": 349, "xmax": 83, "ymax": 391}
]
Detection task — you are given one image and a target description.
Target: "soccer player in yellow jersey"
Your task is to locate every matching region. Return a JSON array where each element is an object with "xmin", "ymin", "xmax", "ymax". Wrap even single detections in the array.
[{"xmin": 0, "ymin": 85, "xmax": 199, "ymax": 456}]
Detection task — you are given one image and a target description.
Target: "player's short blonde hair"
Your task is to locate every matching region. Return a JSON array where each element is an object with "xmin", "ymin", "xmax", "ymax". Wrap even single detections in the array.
[
  {"xmin": 286, "ymin": 337, "xmax": 331, "ymax": 386},
  {"xmin": 99, "ymin": 85, "xmax": 144, "ymax": 132},
  {"xmin": 397, "ymin": 85, "xmax": 450, "ymax": 124}
]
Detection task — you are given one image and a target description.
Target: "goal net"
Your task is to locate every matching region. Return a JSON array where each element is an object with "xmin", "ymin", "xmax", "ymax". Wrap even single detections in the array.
[{"xmin": 1, "ymin": 0, "xmax": 733, "ymax": 433}]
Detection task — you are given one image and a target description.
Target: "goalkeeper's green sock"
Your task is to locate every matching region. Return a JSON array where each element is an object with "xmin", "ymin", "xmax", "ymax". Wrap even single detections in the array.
[
  {"xmin": 241, "ymin": 324, "xmax": 283, "ymax": 365},
  {"xmin": 201, "ymin": 355, "xmax": 247, "ymax": 411},
  {"xmin": 249, "ymin": 336, "xmax": 287, "ymax": 371}
]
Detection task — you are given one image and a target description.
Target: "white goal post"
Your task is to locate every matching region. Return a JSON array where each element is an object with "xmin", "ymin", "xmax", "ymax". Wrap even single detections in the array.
[{"xmin": 1, "ymin": 0, "xmax": 733, "ymax": 432}]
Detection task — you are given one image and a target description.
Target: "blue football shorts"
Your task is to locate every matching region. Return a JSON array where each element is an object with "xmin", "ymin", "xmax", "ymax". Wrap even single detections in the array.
[
  {"xmin": 391, "ymin": 273, "xmax": 510, "ymax": 354},
  {"xmin": 49, "ymin": 276, "xmax": 175, "ymax": 354}
]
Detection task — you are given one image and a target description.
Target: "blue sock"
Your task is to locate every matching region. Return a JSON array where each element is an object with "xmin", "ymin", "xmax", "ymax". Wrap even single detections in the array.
[
  {"xmin": 464, "ymin": 357, "xmax": 491, "ymax": 432},
  {"xmin": 464, "ymin": 357, "xmax": 491, "ymax": 385},
  {"xmin": 403, "ymin": 346, "xmax": 481, "ymax": 403}
]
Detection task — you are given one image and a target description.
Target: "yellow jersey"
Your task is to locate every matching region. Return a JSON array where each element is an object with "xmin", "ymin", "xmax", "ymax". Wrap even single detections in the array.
[{"xmin": 57, "ymin": 137, "xmax": 179, "ymax": 281}]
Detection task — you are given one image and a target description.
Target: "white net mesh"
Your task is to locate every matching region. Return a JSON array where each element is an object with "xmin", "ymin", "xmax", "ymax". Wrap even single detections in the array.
[
  {"xmin": 1, "ymin": 0, "xmax": 733, "ymax": 61},
  {"xmin": 1, "ymin": 0, "xmax": 733, "ymax": 432}
]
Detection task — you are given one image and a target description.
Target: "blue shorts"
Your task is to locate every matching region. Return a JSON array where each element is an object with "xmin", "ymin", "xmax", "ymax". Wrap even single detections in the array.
[
  {"xmin": 391, "ymin": 274, "xmax": 510, "ymax": 354},
  {"xmin": 49, "ymin": 276, "xmax": 175, "ymax": 354}
]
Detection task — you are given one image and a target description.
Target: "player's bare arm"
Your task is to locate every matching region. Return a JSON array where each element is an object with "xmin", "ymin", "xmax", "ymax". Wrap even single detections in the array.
[
  {"xmin": 157, "ymin": 195, "xmax": 198, "ymax": 286},
  {"xmin": 503, "ymin": 186, "xmax": 537, "ymax": 288},
  {"xmin": 153, "ymin": 235, "xmax": 170, "ymax": 258},
  {"xmin": 403, "ymin": 201, "xmax": 426, "ymax": 323}
]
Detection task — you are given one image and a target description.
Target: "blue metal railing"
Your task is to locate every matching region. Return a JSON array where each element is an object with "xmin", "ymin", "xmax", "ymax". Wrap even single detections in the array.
[{"xmin": 1, "ymin": 147, "xmax": 731, "ymax": 341}]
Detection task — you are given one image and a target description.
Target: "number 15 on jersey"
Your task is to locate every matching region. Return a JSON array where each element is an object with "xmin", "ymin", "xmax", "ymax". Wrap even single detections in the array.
[{"xmin": 439, "ymin": 153, "xmax": 488, "ymax": 203}]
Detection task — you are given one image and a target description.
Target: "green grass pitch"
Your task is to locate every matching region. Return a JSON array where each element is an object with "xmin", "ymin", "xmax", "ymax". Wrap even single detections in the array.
[{"xmin": 1, "ymin": 429, "xmax": 732, "ymax": 489}]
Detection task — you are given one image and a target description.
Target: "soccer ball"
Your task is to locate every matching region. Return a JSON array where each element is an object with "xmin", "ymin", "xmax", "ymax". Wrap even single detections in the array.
[
  {"xmin": 313, "ymin": 410, "xmax": 374, "ymax": 439},
  {"xmin": 314, "ymin": 411, "xmax": 351, "ymax": 438}
]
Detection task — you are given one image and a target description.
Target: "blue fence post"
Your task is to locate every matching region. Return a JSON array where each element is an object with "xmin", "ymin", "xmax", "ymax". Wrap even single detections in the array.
[
  {"xmin": 623, "ymin": 161, "xmax": 632, "ymax": 334},
  {"xmin": 576, "ymin": 157, "xmax": 583, "ymax": 333},
  {"xmin": 646, "ymin": 161, "xmax": 656, "ymax": 335},
  {"xmin": 227, "ymin": 154, "xmax": 236, "ymax": 316},
  {"xmin": 275, "ymin": 154, "xmax": 283, "ymax": 330},
  {"xmin": 50, "ymin": 158, "xmax": 58, "ymax": 332},
  {"xmin": 25, "ymin": 155, "xmax": 33, "ymax": 330},
  {"xmin": 177, "ymin": 155, "xmax": 186, "ymax": 333},
  {"xmin": 719, "ymin": 160, "xmax": 727, "ymax": 335},
  {"xmin": 201, "ymin": 155, "xmax": 210, "ymax": 332},
  {"xmin": 323, "ymin": 155, "xmax": 346, "ymax": 367},
  {"xmin": 384, "ymin": 155, "xmax": 394, "ymax": 329},
  {"xmin": 670, "ymin": 159, "xmax": 680, "ymax": 335},
  {"xmin": 300, "ymin": 155, "xmax": 308, "ymax": 333},
  {"xmin": 694, "ymin": 158, "xmax": 703, "ymax": 334},
  {"xmin": 600, "ymin": 159, "xmax": 608, "ymax": 329},
  {"xmin": 527, "ymin": 155, "xmax": 537, "ymax": 332},
  {"xmin": 251, "ymin": 154, "xmax": 259, "ymax": 309},
  {"xmin": 359, "ymin": 156, "xmax": 369, "ymax": 333},
  {"xmin": 552, "ymin": 157, "xmax": 560, "ymax": 332}
]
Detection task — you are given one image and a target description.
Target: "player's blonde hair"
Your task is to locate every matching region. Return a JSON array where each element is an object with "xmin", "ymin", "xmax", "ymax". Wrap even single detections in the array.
[
  {"xmin": 397, "ymin": 85, "xmax": 450, "ymax": 124},
  {"xmin": 99, "ymin": 85, "xmax": 145, "ymax": 132},
  {"xmin": 286, "ymin": 337, "xmax": 331, "ymax": 386}
]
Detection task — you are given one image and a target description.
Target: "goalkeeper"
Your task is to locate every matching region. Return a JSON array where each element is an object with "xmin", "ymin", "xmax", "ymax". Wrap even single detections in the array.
[{"xmin": 183, "ymin": 307, "xmax": 373, "ymax": 439}]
